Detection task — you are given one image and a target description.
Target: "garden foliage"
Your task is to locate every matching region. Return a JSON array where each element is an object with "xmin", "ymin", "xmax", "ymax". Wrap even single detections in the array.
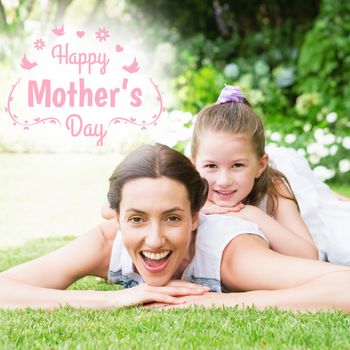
[{"xmin": 133, "ymin": 0, "xmax": 349, "ymax": 182}]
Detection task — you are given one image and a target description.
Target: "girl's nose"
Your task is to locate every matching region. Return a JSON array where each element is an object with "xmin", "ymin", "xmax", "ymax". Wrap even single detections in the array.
[
  {"xmin": 216, "ymin": 170, "xmax": 232, "ymax": 187},
  {"xmin": 144, "ymin": 223, "xmax": 165, "ymax": 249}
]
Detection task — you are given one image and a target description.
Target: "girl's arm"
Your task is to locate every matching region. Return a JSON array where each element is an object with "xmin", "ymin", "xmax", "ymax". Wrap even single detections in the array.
[
  {"xmin": 236, "ymin": 205, "xmax": 318, "ymax": 259},
  {"xmin": 271, "ymin": 182, "xmax": 316, "ymax": 246},
  {"xmin": 0, "ymin": 220, "xmax": 206, "ymax": 310},
  {"xmin": 101, "ymin": 202, "xmax": 116, "ymax": 220}
]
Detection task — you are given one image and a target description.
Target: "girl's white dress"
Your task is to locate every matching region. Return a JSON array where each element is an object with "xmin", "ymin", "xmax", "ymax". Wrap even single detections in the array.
[{"xmin": 266, "ymin": 146, "xmax": 350, "ymax": 265}]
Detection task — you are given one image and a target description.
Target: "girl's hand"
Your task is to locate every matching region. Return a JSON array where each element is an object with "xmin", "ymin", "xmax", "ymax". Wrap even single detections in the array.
[
  {"xmin": 111, "ymin": 282, "xmax": 209, "ymax": 308},
  {"xmin": 201, "ymin": 201, "xmax": 245, "ymax": 215},
  {"xmin": 101, "ymin": 202, "xmax": 116, "ymax": 220}
]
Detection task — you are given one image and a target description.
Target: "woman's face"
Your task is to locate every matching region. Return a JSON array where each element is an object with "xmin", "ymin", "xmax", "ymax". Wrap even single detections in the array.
[{"xmin": 117, "ymin": 176, "xmax": 199, "ymax": 286}]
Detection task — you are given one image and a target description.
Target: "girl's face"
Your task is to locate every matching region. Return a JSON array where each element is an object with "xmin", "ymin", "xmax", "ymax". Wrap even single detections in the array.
[
  {"xmin": 117, "ymin": 176, "xmax": 199, "ymax": 286},
  {"xmin": 194, "ymin": 131, "xmax": 268, "ymax": 207}
]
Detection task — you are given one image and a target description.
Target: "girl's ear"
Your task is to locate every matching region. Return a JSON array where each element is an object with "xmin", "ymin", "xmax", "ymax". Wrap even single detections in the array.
[{"xmin": 256, "ymin": 153, "xmax": 269, "ymax": 178}]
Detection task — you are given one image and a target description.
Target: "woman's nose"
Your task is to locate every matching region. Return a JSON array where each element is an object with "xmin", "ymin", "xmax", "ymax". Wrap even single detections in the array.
[{"xmin": 144, "ymin": 223, "xmax": 165, "ymax": 249}]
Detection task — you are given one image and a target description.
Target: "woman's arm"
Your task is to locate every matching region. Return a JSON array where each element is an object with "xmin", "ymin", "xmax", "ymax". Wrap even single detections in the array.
[
  {"xmin": 236, "ymin": 205, "xmax": 318, "ymax": 259},
  {"xmin": 0, "ymin": 220, "xmax": 207, "ymax": 310},
  {"xmin": 0, "ymin": 275, "xmax": 207, "ymax": 310},
  {"xmin": 163, "ymin": 270, "xmax": 350, "ymax": 312},
  {"xmin": 168, "ymin": 235, "xmax": 350, "ymax": 312},
  {"xmin": 1, "ymin": 220, "xmax": 117, "ymax": 289}
]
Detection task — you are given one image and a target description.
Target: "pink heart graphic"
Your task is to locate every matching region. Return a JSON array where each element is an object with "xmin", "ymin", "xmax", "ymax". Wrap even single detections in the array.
[
  {"xmin": 76, "ymin": 31, "xmax": 85, "ymax": 38},
  {"xmin": 115, "ymin": 44, "xmax": 123, "ymax": 52}
]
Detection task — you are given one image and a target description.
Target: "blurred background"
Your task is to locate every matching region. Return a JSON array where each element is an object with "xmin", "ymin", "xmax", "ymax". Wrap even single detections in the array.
[{"xmin": 0, "ymin": 0, "xmax": 349, "ymax": 247}]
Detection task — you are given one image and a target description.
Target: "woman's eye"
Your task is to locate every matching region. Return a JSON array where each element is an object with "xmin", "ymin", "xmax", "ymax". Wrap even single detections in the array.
[
  {"xmin": 129, "ymin": 216, "xmax": 143, "ymax": 223},
  {"xmin": 167, "ymin": 215, "xmax": 181, "ymax": 222}
]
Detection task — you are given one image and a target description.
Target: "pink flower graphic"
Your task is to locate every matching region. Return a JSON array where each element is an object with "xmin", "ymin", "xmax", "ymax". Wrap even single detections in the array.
[
  {"xmin": 95, "ymin": 27, "xmax": 110, "ymax": 42},
  {"xmin": 34, "ymin": 38, "xmax": 46, "ymax": 50}
]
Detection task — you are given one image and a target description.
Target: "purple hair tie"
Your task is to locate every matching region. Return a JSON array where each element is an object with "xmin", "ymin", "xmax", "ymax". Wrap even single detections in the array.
[{"xmin": 216, "ymin": 85, "xmax": 244, "ymax": 104}]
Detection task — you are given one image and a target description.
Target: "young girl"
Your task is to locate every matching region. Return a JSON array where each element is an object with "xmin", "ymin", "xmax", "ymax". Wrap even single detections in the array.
[{"xmin": 191, "ymin": 85, "xmax": 350, "ymax": 265}]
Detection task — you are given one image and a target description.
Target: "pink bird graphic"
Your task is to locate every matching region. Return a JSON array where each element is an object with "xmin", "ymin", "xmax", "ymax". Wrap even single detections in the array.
[
  {"xmin": 123, "ymin": 57, "xmax": 140, "ymax": 73},
  {"xmin": 20, "ymin": 55, "xmax": 37, "ymax": 70},
  {"xmin": 52, "ymin": 25, "xmax": 65, "ymax": 36}
]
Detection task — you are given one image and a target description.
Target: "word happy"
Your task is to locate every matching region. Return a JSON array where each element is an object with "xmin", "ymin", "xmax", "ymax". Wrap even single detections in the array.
[{"xmin": 51, "ymin": 43, "xmax": 109, "ymax": 74}]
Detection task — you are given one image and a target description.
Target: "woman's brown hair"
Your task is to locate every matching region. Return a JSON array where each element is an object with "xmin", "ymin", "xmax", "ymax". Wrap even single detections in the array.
[{"xmin": 108, "ymin": 143, "xmax": 208, "ymax": 214}]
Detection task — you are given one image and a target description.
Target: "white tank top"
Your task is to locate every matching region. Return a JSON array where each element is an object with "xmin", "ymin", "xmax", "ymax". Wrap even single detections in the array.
[{"xmin": 108, "ymin": 214, "xmax": 267, "ymax": 292}]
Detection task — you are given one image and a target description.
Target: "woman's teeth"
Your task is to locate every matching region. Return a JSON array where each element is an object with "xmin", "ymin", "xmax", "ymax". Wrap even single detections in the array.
[{"xmin": 142, "ymin": 251, "xmax": 171, "ymax": 260}]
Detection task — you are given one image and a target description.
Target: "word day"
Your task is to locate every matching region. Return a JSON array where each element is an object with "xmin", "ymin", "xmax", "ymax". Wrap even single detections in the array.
[
  {"xmin": 65, "ymin": 114, "xmax": 107, "ymax": 146},
  {"xmin": 51, "ymin": 43, "xmax": 110, "ymax": 74}
]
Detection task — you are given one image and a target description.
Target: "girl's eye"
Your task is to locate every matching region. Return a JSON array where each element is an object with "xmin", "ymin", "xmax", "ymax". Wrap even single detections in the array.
[
  {"xmin": 204, "ymin": 164, "xmax": 217, "ymax": 169},
  {"xmin": 233, "ymin": 163, "xmax": 244, "ymax": 168}
]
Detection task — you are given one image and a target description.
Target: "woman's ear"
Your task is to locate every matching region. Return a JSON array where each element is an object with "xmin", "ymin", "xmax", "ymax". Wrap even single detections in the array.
[
  {"xmin": 191, "ymin": 213, "xmax": 200, "ymax": 231},
  {"xmin": 256, "ymin": 153, "xmax": 269, "ymax": 178}
]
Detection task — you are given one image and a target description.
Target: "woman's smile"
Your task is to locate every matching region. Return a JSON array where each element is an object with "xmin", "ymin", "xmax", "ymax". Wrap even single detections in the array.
[{"xmin": 140, "ymin": 250, "xmax": 172, "ymax": 272}]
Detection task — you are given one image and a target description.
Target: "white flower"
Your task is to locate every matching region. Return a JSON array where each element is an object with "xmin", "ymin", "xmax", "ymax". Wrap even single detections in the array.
[
  {"xmin": 270, "ymin": 132, "xmax": 281, "ymax": 142},
  {"xmin": 297, "ymin": 148, "xmax": 306, "ymax": 157},
  {"xmin": 339, "ymin": 159, "xmax": 350, "ymax": 173},
  {"xmin": 329, "ymin": 144, "xmax": 338, "ymax": 156},
  {"xmin": 184, "ymin": 141, "xmax": 192, "ymax": 157},
  {"xmin": 303, "ymin": 124, "xmax": 312, "ymax": 132},
  {"xmin": 313, "ymin": 165, "xmax": 335, "ymax": 181},
  {"xmin": 285, "ymin": 134, "xmax": 297, "ymax": 144},
  {"xmin": 342, "ymin": 136, "xmax": 350, "ymax": 149},
  {"xmin": 168, "ymin": 110, "xmax": 193, "ymax": 124},
  {"xmin": 307, "ymin": 142, "xmax": 329, "ymax": 158},
  {"xmin": 309, "ymin": 154, "xmax": 320, "ymax": 165},
  {"xmin": 314, "ymin": 129, "xmax": 336, "ymax": 145},
  {"xmin": 151, "ymin": 110, "xmax": 194, "ymax": 147},
  {"xmin": 224, "ymin": 63, "xmax": 239, "ymax": 79},
  {"xmin": 326, "ymin": 112, "xmax": 337, "ymax": 123}
]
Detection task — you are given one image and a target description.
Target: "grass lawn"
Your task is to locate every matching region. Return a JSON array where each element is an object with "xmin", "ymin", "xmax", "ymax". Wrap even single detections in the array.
[
  {"xmin": 1, "ymin": 154, "xmax": 349, "ymax": 349},
  {"xmin": 1, "ymin": 238, "xmax": 350, "ymax": 349}
]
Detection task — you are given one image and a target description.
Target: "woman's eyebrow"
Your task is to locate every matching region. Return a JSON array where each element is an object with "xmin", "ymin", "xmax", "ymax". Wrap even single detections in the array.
[
  {"xmin": 162, "ymin": 207, "xmax": 185, "ymax": 214},
  {"xmin": 125, "ymin": 207, "xmax": 185, "ymax": 214}
]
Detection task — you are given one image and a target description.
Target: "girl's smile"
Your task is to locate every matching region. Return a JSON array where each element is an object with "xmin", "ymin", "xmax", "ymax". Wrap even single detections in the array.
[{"xmin": 117, "ymin": 177, "xmax": 199, "ymax": 286}]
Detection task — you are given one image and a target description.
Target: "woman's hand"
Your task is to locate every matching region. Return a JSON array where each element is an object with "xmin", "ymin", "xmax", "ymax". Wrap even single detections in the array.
[
  {"xmin": 145, "ymin": 292, "xmax": 239, "ymax": 309},
  {"xmin": 201, "ymin": 201, "xmax": 245, "ymax": 215},
  {"xmin": 109, "ymin": 281, "xmax": 209, "ymax": 308}
]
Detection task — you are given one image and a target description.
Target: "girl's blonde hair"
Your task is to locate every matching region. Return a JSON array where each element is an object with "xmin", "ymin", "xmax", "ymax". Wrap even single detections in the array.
[{"xmin": 191, "ymin": 99, "xmax": 298, "ymax": 214}]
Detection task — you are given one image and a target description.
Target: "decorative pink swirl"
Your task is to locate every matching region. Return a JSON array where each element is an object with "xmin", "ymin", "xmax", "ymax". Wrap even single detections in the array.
[
  {"xmin": 108, "ymin": 77, "xmax": 164, "ymax": 130},
  {"xmin": 6, "ymin": 79, "xmax": 61, "ymax": 130}
]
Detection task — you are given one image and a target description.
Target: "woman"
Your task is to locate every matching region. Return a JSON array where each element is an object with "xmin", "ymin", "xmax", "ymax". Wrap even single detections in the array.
[{"xmin": 1, "ymin": 144, "xmax": 350, "ymax": 311}]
